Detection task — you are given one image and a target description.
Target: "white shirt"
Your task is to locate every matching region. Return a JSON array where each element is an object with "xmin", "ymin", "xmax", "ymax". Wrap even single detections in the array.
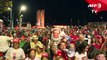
[
  {"xmin": 75, "ymin": 52, "xmax": 87, "ymax": 60},
  {"xmin": 5, "ymin": 48, "xmax": 25, "ymax": 60},
  {"xmin": 0, "ymin": 36, "xmax": 13, "ymax": 52}
]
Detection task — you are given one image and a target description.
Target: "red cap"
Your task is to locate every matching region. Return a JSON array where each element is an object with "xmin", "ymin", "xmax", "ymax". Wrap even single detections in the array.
[
  {"xmin": 15, "ymin": 26, "xmax": 19, "ymax": 30},
  {"xmin": 13, "ymin": 38, "xmax": 20, "ymax": 43},
  {"xmin": 21, "ymin": 36, "xmax": 26, "ymax": 39},
  {"xmin": 95, "ymin": 35, "xmax": 102, "ymax": 39},
  {"xmin": 42, "ymin": 52, "xmax": 48, "ymax": 58}
]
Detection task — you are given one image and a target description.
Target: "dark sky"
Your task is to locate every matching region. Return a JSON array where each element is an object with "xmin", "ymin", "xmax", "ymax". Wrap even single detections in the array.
[{"xmin": 12, "ymin": 0, "xmax": 107, "ymax": 26}]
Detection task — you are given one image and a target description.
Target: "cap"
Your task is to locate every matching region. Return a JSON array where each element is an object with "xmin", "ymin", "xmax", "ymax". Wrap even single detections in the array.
[
  {"xmin": 95, "ymin": 35, "xmax": 102, "ymax": 39},
  {"xmin": 21, "ymin": 36, "xmax": 26, "ymax": 39},
  {"xmin": 13, "ymin": 38, "xmax": 20, "ymax": 43},
  {"xmin": 32, "ymin": 35, "xmax": 38, "ymax": 40},
  {"xmin": 42, "ymin": 52, "xmax": 48, "ymax": 58}
]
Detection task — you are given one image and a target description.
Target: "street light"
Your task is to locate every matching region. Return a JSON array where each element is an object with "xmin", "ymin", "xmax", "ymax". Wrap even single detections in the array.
[
  {"xmin": 19, "ymin": 5, "xmax": 26, "ymax": 14},
  {"xmin": 20, "ymin": 5, "xmax": 26, "ymax": 11},
  {"xmin": 19, "ymin": 5, "xmax": 26, "ymax": 27}
]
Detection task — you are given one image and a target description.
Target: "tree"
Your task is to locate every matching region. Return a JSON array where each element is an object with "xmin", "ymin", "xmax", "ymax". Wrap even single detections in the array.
[{"xmin": 0, "ymin": 0, "xmax": 12, "ymax": 13}]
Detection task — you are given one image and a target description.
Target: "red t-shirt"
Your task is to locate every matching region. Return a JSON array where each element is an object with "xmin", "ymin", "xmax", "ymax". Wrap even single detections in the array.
[
  {"xmin": 93, "ymin": 43, "xmax": 102, "ymax": 49},
  {"xmin": 53, "ymin": 50, "xmax": 68, "ymax": 60}
]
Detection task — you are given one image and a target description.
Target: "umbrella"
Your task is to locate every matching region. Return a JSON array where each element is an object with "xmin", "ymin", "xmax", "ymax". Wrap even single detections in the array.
[{"xmin": 85, "ymin": 0, "xmax": 107, "ymax": 13}]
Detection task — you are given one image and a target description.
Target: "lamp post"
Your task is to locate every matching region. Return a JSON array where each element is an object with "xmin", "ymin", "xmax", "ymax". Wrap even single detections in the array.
[
  {"xmin": 7, "ymin": 7, "xmax": 13, "ymax": 29},
  {"xmin": 19, "ymin": 5, "xmax": 26, "ymax": 27},
  {"xmin": 19, "ymin": 14, "xmax": 23, "ymax": 27}
]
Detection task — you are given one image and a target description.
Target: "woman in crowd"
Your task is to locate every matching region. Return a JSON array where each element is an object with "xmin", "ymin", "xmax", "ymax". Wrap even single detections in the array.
[
  {"xmin": 93, "ymin": 35, "xmax": 104, "ymax": 50},
  {"xmin": 25, "ymin": 49, "xmax": 41, "ymax": 60},
  {"xmin": 58, "ymin": 41, "xmax": 68, "ymax": 60},
  {"xmin": 35, "ymin": 45, "xmax": 44, "ymax": 59}
]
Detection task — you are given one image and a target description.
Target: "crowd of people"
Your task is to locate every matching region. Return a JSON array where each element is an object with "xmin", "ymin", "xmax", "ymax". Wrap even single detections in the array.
[{"xmin": 0, "ymin": 21, "xmax": 107, "ymax": 60}]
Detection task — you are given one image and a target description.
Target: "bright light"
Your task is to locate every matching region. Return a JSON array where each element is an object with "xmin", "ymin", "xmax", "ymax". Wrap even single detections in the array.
[
  {"xmin": 7, "ymin": 7, "xmax": 11, "ymax": 11},
  {"xmin": 20, "ymin": 5, "xmax": 26, "ymax": 11}
]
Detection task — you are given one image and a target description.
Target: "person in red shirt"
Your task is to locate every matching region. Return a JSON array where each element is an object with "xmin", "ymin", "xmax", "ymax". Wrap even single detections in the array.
[
  {"xmin": 70, "ymin": 31, "xmax": 79, "ymax": 45},
  {"xmin": 59, "ymin": 42, "xmax": 68, "ymax": 60},
  {"xmin": 50, "ymin": 45, "xmax": 62, "ymax": 60},
  {"xmin": 93, "ymin": 35, "xmax": 104, "ymax": 50}
]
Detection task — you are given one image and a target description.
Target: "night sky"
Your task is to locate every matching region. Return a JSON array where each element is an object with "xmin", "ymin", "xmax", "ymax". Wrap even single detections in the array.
[{"xmin": 11, "ymin": 0, "xmax": 107, "ymax": 25}]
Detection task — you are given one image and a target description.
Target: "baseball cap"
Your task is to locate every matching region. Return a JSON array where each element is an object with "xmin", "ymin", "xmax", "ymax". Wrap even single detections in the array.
[
  {"xmin": 13, "ymin": 38, "xmax": 20, "ymax": 43},
  {"xmin": 42, "ymin": 52, "xmax": 48, "ymax": 58}
]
